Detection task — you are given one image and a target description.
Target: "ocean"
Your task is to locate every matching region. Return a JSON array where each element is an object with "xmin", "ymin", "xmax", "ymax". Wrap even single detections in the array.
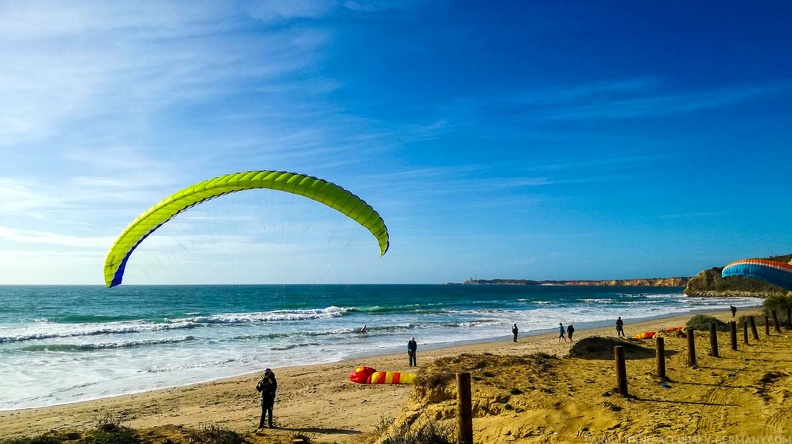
[{"xmin": 0, "ymin": 284, "xmax": 762, "ymax": 411}]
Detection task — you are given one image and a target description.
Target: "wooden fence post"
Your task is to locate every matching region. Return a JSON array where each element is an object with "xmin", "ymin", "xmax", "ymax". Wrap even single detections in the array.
[
  {"xmin": 686, "ymin": 328, "xmax": 696, "ymax": 366},
  {"xmin": 709, "ymin": 323, "xmax": 718, "ymax": 357},
  {"xmin": 457, "ymin": 372, "xmax": 473, "ymax": 444},
  {"xmin": 656, "ymin": 337, "xmax": 666, "ymax": 380},
  {"xmin": 743, "ymin": 321, "xmax": 749, "ymax": 344},
  {"xmin": 615, "ymin": 346, "xmax": 628, "ymax": 396},
  {"xmin": 772, "ymin": 310, "xmax": 782, "ymax": 333},
  {"xmin": 787, "ymin": 307, "xmax": 792, "ymax": 329},
  {"xmin": 729, "ymin": 321, "xmax": 737, "ymax": 351},
  {"xmin": 765, "ymin": 316, "xmax": 770, "ymax": 336},
  {"xmin": 749, "ymin": 316, "xmax": 759, "ymax": 340}
]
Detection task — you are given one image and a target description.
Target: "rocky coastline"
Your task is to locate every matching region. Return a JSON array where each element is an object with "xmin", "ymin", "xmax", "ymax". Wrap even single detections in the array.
[
  {"xmin": 461, "ymin": 254, "xmax": 792, "ymax": 298},
  {"xmin": 462, "ymin": 277, "xmax": 689, "ymax": 287}
]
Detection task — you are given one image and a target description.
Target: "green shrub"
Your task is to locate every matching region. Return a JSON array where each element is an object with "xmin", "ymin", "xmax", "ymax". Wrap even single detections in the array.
[
  {"xmin": 763, "ymin": 294, "xmax": 792, "ymax": 318},
  {"xmin": 83, "ymin": 414, "xmax": 140, "ymax": 444},
  {"xmin": 686, "ymin": 315, "xmax": 729, "ymax": 332}
]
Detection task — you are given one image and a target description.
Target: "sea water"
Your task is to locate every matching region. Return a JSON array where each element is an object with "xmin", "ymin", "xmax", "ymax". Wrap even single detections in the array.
[{"xmin": 0, "ymin": 284, "xmax": 761, "ymax": 410}]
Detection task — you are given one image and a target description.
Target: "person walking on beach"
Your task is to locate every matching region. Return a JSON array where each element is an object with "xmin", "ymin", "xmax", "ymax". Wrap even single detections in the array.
[
  {"xmin": 616, "ymin": 317, "xmax": 625, "ymax": 338},
  {"xmin": 566, "ymin": 324, "xmax": 575, "ymax": 342},
  {"xmin": 558, "ymin": 323, "xmax": 568, "ymax": 343},
  {"xmin": 730, "ymin": 305, "xmax": 737, "ymax": 317},
  {"xmin": 512, "ymin": 323, "xmax": 519, "ymax": 342},
  {"xmin": 407, "ymin": 337, "xmax": 418, "ymax": 367},
  {"xmin": 256, "ymin": 368, "xmax": 278, "ymax": 428}
]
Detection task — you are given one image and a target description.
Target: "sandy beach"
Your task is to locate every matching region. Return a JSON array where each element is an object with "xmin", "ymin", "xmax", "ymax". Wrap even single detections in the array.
[{"xmin": 1, "ymin": 308, "xmax": 790, "ymax": 443}]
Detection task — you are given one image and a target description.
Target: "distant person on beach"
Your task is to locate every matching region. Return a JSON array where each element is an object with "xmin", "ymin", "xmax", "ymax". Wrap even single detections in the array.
[
  {"xmin": 407, "ymin": 337, "xmax": 418, "ymax": 367},
  {"xmin": 567, "ymin": 324, "xmax": 575, "ymax": 342},
  {"xmin": 616, "ymin": 317, "xmax": 625, "ymax": 338},
  {"xmin": 512, "ymin": 323, "xmax": 519, "ymax": 342},
  {"xmin": 730, "ymin": 305, "xmax": 737, "ymax": 317},
  {"xmin": 256, "ymin": 368, "xmax": 278, "ymax": 428},
  {"xmin": 558, "ymin": 323, "xmax": 568, "ymax": 343}
]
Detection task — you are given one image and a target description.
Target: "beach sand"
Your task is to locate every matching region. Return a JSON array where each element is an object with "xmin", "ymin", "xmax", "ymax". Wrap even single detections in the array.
[{"xmin": 1, "ymin": 309, "xmax": 790, "ymax": 443}]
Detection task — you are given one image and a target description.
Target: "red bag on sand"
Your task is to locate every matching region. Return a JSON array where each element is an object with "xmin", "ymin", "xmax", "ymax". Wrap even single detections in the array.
[{"xmin": 349, "ymin": 366, "xmax": 376, "ymax": 384}]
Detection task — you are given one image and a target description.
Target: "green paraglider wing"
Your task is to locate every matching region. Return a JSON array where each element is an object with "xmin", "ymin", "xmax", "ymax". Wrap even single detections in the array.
[{"xmin": 104, "ymin": 171, "xmax": 389, "ymax": 287}]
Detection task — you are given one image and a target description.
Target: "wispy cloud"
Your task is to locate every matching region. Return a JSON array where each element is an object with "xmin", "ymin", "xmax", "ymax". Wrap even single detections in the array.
[
  {"xmin": 0, "ymin": 225, "xmax": 111, "ymax": 249},
  {"xmin": 0, "ymin": 2, "xmax": 332, "ymax": 150},
  {"xmin": 445, "ymin": 78, "xmax": 789, "ymax": 123},
  {"xmin": 245, "ymin": 0, "xmax": 339, "ymax": 21},
  {"xmin": 243, "ymin": 0, "xmax": 423, "ymax": 22},
  {"xmin": 549, "ymin": 83, "xmax": 787, "ymax": 120}
]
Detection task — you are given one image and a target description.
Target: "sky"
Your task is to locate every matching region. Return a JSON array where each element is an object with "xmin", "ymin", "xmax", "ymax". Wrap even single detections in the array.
[{"xmin": 1, "ymin": 1, "xmax": 791, "ymax": 285}]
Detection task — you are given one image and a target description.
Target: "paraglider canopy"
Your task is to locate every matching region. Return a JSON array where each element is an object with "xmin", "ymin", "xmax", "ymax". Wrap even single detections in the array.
[
  {"xmin": 721, "ymin": 258, "xmax": 792, "ymax": 291},
  {"xmin": 104, "ymin": 170, "xmax": 389, "ymax": 287}
]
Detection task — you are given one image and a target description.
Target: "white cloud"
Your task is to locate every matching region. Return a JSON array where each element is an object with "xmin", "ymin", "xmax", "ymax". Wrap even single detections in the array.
[
  {"xmin": 0, "ymin": 1, "xmax": 331, "ymax": 150},
  {"xmin": 0, "ymin": 225, "xmax": 111, "ymax": 249}
]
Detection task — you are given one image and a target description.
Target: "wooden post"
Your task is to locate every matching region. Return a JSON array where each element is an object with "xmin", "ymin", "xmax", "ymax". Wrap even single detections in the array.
[
  {"xmin": 743, "ymin": 321, "xmax": 749, "ymax": 344},
  {"xmin": 615, "ymin": 346, "xmax": 628, "ymax": 396},
  {"xmin": 765, "ymin": 316, "xmax": 770, "ymax": 335},
  {"xmin": 787, "ymin": 307, "xmax": 792, "ymax": 329},
  {"xmin": 656, "ymin": 337, "xmax": 666, "ymax": 380},
  {"xmin": 709, "ymin": 322, "xmax": 719, "ymax": 357},
  {"xmin": 749, "ymin": 316, "xmax": 759, "ymax": 340},
  {"xmin": 686, "ymin": 328, "xmax": 696, "ymax": 366},
  {"xmin": 772, "ymin": 310, "xmax": 782, "ymax": 333},
  {"xmin": 457, "ymin": 372, "xmax": 473, "ymax": 444},
  {"xmin": 729, "ymin": 321, "xmax": 737, "ymax": 351}
]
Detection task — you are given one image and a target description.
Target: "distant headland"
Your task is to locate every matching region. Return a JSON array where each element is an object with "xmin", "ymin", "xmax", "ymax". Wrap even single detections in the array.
[
  {"xmin": 457, "ymin": 252, "xmax": 792, "ymax": 297},
  {"xmin": 460, "ymin": 277, "xmax": 689, "ymax": 287}
]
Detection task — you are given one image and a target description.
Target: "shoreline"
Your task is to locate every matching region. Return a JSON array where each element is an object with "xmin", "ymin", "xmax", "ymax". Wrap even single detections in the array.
[
  {"xmin": 0, "ymin": 306, "xmax": 758, "ymax": 442},
  {"xmin": 3, "ymin": 304, "xmax": 759, "ymax": 413},
  {"xmin": 0, "ymin": 305, "xmax": 762, "ymax": 412}
]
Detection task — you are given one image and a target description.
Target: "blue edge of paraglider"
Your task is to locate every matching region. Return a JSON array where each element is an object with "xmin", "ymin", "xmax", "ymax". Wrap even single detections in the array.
[
  {"xmin": 110, "ymin": 225, "xmax": 162, "ymax": 288},
  {"xmin": 110, "ymin": 194, "xmax": 231, "ymax": 288},
  {"xmin": 722, "ymin": 263, "xmax": 792, "ymax": 291}
]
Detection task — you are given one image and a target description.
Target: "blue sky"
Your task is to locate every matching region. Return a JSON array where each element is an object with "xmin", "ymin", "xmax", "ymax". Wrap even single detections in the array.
[{"xmin": 1, "ymin": 1, "xmax": 791, "ymax": 285}]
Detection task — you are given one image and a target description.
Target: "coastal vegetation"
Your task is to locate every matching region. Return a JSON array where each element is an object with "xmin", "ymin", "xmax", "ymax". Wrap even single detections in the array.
[
  {"xmin": 0, "ymin": 419, "xmax": 247, "ymax": 444},
  {"xmin": 685, "ymin": 314, "xmax": 730, "ymax": 331}
]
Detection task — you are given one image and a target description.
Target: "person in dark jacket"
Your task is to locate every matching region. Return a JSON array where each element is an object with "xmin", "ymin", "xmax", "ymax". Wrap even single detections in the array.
[
  {"xmin": 407, "ymin": 337, "xmax": 417, "ymax": 367},
  {"xmin": 256, "ymin": 368, "xmax": 278, "ymax": 428},
  {"xmin": 566, "ymin": 324, "xmax": 575, "ymax": 342},
  {"xmin": 512, "ymin": 323, "xmax": 519, "ymax": 342},
  {"xmin": 558, "ymin": 323, "xmax": 568, "ymax": 343}
]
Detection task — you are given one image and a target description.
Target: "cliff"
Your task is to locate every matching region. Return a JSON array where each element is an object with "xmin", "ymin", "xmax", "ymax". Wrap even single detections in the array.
[
  {"xmin": 463, "ymin": 277, "xmax": 689, "ymax": 287},
  {"xmin": 561, "ymin": 277, "xmax": 689, "ymax": 287}
]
